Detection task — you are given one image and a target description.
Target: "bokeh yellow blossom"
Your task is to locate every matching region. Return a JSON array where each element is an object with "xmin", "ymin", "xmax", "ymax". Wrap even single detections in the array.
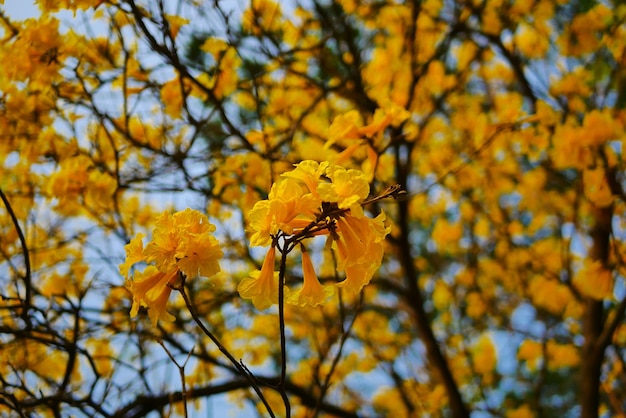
[{"xmin": 121, "ymin": 208, "xmax": 223, "ymax": 326}]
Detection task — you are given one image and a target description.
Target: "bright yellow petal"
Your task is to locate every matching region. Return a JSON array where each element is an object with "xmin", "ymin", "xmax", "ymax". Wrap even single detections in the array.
[
  {"xmin": 287, "ymin": 248, "xmax": 334, "ymax": 307},
  {"xmin": 176, "ymin": 235, "xmax": 223, "ymax": 278},
  {"xmin": 238, "ymin": 247, "xmax": 278, "ymax": 309},
  {"xmin": 119, "ymin": 233, "xmax": 145, "ymax": 277},
  {"xmin": 127, "ymin": 267, "xmax": 178, "ymax": 325}
]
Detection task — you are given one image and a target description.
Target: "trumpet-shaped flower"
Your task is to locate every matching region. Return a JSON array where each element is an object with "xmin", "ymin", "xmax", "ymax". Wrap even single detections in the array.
[
  {"xmin": 287, "ymin": 248, "xmax": 334, "ymax": 307},
  {"xmin": 127, "ymin": 266, "xmax": 178, "ymax": 326},
  {"xmin": 248, "ymin": 200, "xmax": 274, "ymax": 247},
  {"xmin": 121, "ymin": 209, "xmax": 223, "ymax": 326},
  {"xmin": 240, "ymin": 160, "xmax": 392, "ymax": 309},
  {"xmin": 237, "ymin": 246, "xmax": 279, "ymax": 310},
  {"xmin": 268, "ymin": 178, "xmax": 320, "ymax": 234},
  {"xmin": 176, "ymin": 234, "xmax": 223, "ymax": 278},
  {"xmin": 332, "ymin": 212, "xmax": 388, "ymax": 293},
  {"xmin": 247, "ymin": 176, "xmax": 320, "ymax": 247}
]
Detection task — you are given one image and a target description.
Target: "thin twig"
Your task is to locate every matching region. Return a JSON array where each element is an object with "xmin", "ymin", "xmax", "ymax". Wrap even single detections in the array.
[
  {"xmin": 311, "ymin": 292, "xmax": 363, "ymax": 418},
  {"xmin": 176, "ymin": 283, "xmax": 275, "ymax": 418},
  {"xmin": 158, "ymin": 341, "xmax": 194, "ymax": 418}
]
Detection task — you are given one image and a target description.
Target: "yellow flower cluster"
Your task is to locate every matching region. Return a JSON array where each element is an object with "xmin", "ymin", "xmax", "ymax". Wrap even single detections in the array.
[
  {"xmin": 238, "ymin": 161, "xmax": 390, "ymax": 309},
  {"xmin": 120, "ymin": 209, "xmax": 223, "ymax": 326}
]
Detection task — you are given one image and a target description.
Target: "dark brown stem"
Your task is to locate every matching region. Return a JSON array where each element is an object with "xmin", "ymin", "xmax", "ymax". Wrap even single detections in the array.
[
  {"xmin": 580, "ymin": 203, "xmax": 612, "ymax": 418},
  {"xmin": 277, "ymin": 244, "xmax": 292, "ymax": 417},
  {"xmin": 393, "ymin": 128, "xmax": 469, "ymax": 417},
  {"xmin": 157, "ymin": 341, "xmax": 193, "ymax": 418}
]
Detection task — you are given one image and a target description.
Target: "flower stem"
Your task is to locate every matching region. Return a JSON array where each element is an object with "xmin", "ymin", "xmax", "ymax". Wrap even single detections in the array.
[{"xmin": 277, "ymin": 244, "xmax": 292, "ymax": 418}]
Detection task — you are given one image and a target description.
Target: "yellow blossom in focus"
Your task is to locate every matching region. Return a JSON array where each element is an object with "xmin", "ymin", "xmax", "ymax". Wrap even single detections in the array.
[
  {"xmin": 127, "ymin": 266, "xmax": 178, "ymax": 326},
  {"xmin": 287, "ymin": 247, "xmax": 334, "ymax": 307},
  {"xmin": 317, "ymin": 165, "xmax": 370, "ymax": 216},
  {"xmin": 240, "ymin": 160, "xmax": 390, "ymax": 308},
  {"xmin": 281, "ymin": 160, "xmax": 329, "ymax": 197},
  {"xmin": 119, "ymin": 233, "xmax": 145, "ymax": 278},
  {"xmin": 334, "ymin": 211, "xmax": 388, "ymax": 294},
  {"xmin": 247, "ymin": 176, "xmax": 320, "ymax": 247},
  {"xmin": 238, "ymin": 246, "xmax": 279, "ymax": 310}
]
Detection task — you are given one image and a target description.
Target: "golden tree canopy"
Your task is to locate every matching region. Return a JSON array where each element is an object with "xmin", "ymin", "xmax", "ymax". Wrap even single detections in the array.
[{"xmin": 1, "ymin": 0, "xmax": 626, "ymax": 417}]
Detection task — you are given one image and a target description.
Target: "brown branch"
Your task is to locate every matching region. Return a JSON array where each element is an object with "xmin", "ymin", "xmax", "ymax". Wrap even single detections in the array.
[
  {"xmin": 0, "ymin": 188, "xmax": 32, "ymax": 327},
  {"xmin": 157, "ymin": 341, "xmax": 193, "ymax": 418},
  {"xmin": 580, "ymin": 203, "xmax": 613, "ymax": 418},
  {"xmin": 111, "ymin": 377, "xmax": 360, "ymax": 418},
  {"xmin": 277, "ymin": 242, "xmax": 292, "ymax": 417},
  {"xmin": 392, "ymin": 121, "xmax": 470, "ymax": 417}
]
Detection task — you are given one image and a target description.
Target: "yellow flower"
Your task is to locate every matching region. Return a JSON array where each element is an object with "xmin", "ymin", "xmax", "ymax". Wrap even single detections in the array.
[
  {"xmin": 583, "ymin": 168, "xmax": 614, "ymax": 208},
  {"xmin": 247, "ymin": 177, "xmax": 320, "ymax": 247},
  {"xmin": 142, "ymin": 211, "xmax": 179, "ymax": 270},
  {"xmin": 248, "ymin": 200, "xmax": 274, "ymax": 247},
  {"xmin": 517, "ymin": 340, "xmax": 542, "ymax": 371},
  {"xmin": 472, "ymin": 334, "xmax": 497, "ymax": 375},
  {"xmin": 326, "ymin": 110, "xmax": 362, "ymax": 146},
  {"xmin": 506, "ymin": 405, "xmax": 535, "ymax": 418},
  {"xmin": 334, "ymin": 216, "xmax": 368, "ymax": 267},
  {"xmin": 268, "ymin": 178, "xmax": 320, "ymax": 234},
  {"xmin": 200, "ymin": 37, "xmax": 229, "ymax": 59},
  {"xmin": 165, "ymin": 15, "xmax": 188, "ymax": 40},
  {"xmin": 85, "ymin": 170, "xmax": 116, "ymax": 210},
  {"xmin": 280, "ymin": 160, "xmax": 329, "ymax": 197},
  {"xmin": 333, "ymin": 212, "xmax": 388, "ymax": 294},
  {"xmin": 127, "ymin": 266, "xmax": 178, "ymax": 326},
  {"xmin": 174, "ymin": 207, "xmax": 217, "ymax": 235},
  {"xmin": 242, "ymin": 0, "xmax": 282, "ymax": 35},
  {"xmin": 122, "ymin": 209, "xmax": 223, "ymax": 326},
  {"xmin": 237, "ymin": 246, "xmax": 279, "ymax": 310},
  {"xmin": 317, "ymin": 165, "xmax": 370, "ymax": 216},
  {"xmin": 176, "ymin": 233, "xmax": 222, "ymax": 278},
  {"xmin": 119, "ymin": 233, "xmax": 145, "ymax": 278},
  {"xmin": 432, "ymin": 218, "xmax": 463, "ymax": 248},
  {"xmin": 287, "ymin": 248, "xmax": 334, "ymax": 307},
  {"xmin": 241, "ymin": 161, "xmax": 390, "ymax": 308}
]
